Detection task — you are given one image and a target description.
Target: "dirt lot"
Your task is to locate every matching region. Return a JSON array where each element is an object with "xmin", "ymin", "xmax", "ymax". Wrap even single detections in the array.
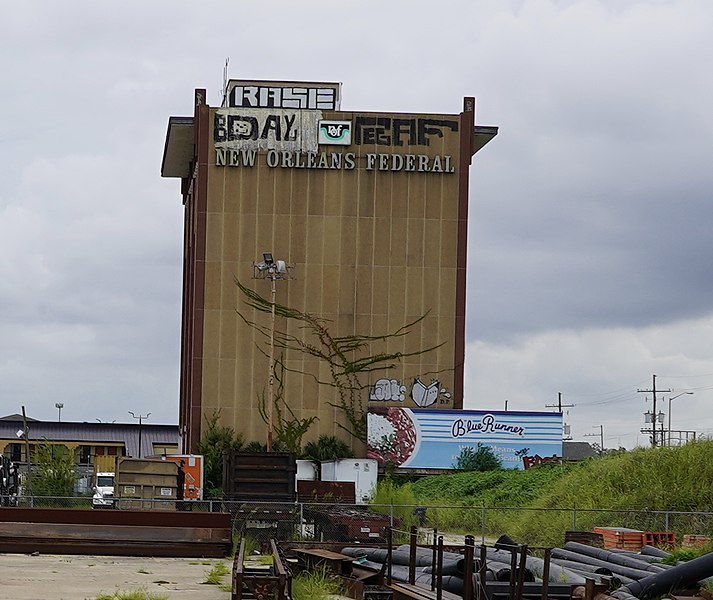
[{"xmin": 0, "ymin": 553, "xmax": 233, "ymax": 600}]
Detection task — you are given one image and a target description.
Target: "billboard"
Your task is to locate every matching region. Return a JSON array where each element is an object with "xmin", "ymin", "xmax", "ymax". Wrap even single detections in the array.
[{"xmin": 367, "ymin": 408, "xmax": 563, "ymax": 470}]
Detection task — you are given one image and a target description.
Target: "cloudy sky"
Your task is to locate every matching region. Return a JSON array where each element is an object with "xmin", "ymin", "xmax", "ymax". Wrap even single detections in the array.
[{"xmin": 1, "ymin": 0, "xmax": 711, "ymax": 449}]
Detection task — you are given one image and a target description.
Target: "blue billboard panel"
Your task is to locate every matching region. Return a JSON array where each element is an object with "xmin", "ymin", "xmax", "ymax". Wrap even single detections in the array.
[{"xmin": 367, "ymin": 408, "xmax": 563, "ymax": 470}]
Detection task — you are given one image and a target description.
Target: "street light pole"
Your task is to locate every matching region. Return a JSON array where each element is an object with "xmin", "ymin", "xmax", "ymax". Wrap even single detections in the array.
[
  {"xmin": 667, "ymin": 392, "xmax": 694, "ymax": 447},
  {"xmin": 128, "ymin": 412, "xmax": 151, "ymax": 458},
  {"xmin": 267, "ymin": 270, "xmax": 277, "ymax": 452},
  {"xmin": 21, "ymin": 405, "xmax": 33, "ymax": 502},
  {"xmin": 254, "ymin": 252, "xmax": 291, "ymax": 452}
]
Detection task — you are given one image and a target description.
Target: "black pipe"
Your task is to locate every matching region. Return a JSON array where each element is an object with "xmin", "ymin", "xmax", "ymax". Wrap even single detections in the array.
[
  {"xmin": 395, "ymin": 544, "xmax": 465, "ymax": 563},
  {"xmin": 487, "ymin": 548, "xmax": 583, "ymax": 584},
  {"xmin": 622, "ymin": 551, "xmax": 713, "ymax": 599},
  {"xmin": 550, "ymin": 558, "xmax": 636, "ymax": 585},
  {"xmin": 551, "ymin": 547, "xmax": 652, "ymax": 580},
  {"xmin": 563, "ymin": 541, "xmax": 667, "ymax": 573},
  {"xmin": 640, "ymin": 545, "xmax": 672, "ymax": 559},
  {"xmin": 341, "ymin": 547, "xmax": 434, "ymax": 566}
]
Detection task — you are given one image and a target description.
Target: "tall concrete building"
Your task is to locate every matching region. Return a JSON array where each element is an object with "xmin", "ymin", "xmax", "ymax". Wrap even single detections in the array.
[{"xmin": 161, "ymin": 80, "xmax": 497, "ymax": 453}]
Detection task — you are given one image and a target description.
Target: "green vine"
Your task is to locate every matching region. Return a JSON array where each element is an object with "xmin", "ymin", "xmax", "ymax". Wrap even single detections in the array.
[{"xmin": 235, "ymin": 278, "xmax": 443, "ymax": 443}]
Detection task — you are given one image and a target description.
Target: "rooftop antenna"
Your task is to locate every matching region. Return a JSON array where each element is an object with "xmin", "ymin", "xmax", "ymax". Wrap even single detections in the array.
[{"xmin": 221, "ymin": 57, "xmax": 230, "ymax": 107}]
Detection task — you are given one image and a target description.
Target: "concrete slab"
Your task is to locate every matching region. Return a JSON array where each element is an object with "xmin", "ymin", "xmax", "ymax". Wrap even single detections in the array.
[{"xmin": 0, "ymin": 553, "xmax": 233, "ymax": 599}]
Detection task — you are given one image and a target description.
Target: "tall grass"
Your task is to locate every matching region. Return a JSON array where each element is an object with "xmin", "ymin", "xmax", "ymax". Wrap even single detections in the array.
[
  {"xmin": 385, "ymin": 440, "xmax": 713, "ymax": 547},
  {"xmin": 292, "ymin": 567, "xmax": 344, "ymax": 600}
]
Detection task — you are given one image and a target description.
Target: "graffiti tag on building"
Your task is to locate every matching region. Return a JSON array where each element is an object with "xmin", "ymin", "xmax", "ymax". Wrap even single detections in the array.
[{"xmin": 369, "ymin": 378, "xmax": 407, "ymax": 402}]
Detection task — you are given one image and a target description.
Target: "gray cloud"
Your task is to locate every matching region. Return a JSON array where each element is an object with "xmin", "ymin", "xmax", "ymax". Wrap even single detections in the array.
[{"xmin": 1, "ymin": 1, "xmax": 712, "ymax": 445}]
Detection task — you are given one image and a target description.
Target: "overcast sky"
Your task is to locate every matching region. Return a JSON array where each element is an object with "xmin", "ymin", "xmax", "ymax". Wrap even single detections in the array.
[{"xmin": 1, "ymin": 0, "xmax": 711, "ymax": 449}]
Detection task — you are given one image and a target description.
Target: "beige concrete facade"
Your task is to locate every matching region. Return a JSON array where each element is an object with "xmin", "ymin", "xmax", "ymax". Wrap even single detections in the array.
[{"xmin": 162, "ymin": 82, "xmax": 497, "ymax": 453}]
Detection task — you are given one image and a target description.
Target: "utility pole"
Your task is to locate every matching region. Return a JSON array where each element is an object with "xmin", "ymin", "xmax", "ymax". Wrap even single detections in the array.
[
  {"xmin": 584, "ymin": 425, "xmax": 604, "ymax": 454},
  {"xmin": 545, "ymin": 392, "xmax": 575, "ymax": 413},
  {"xmin": 638, "ymin": 374, "xmax": 671, "ymax": 447},
  {"xmin": 545, "ymin": 392, "xmax": 575, "ymax": 440}
]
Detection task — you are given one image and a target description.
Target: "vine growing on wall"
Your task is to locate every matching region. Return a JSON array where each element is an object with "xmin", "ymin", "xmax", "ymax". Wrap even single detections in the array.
[
  {"xmin": 257, "ymin": 356, "xmax": 319, "ymax": 454},
  {"xmin": 235, "ymin": 279, "xmax": 443, "ymax": 442}
]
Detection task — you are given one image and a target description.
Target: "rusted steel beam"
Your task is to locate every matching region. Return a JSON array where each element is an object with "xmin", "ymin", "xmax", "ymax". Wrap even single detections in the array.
[{"xmin": 0, "ymin": 507, "xmax": 231, "ymax": 557}]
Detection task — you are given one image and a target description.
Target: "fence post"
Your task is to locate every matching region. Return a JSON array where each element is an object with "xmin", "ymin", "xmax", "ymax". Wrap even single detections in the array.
[
  {"xmin": 408, "ymin": 525, "xmax": 418, "ymax": 584},
  {"xmin": 481, "ymin": 502, "xmax": 487, "ymax": 545},
  {"xmin": 572, "ymin": 503, "xmax": 577, "ymax": 530},
  {"xmin": 665, "ymin": 510, "xmax": 670, "ymax": 531},
  {"xmin": 299, "ymin": 502, "xmax": 304, "ymax": 538},
  {"xmin": 390, "ymin": 503, "xmax": 394, "ymax": 527}
]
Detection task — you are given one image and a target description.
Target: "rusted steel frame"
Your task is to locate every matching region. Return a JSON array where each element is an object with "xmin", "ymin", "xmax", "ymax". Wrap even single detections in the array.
[
  {"xmin": 233, "ymin": 538, "xmax": 246, "ymax": 600},
  {"xmin": 572, "ymin": 584, "xmax": 620, "ymax": 600},
  {"xmin": 541, "ymin": 548, "xmax": 551, "ymax": 600},
  {"xmin": 478, "ymin": 544, "xmax": 488, "ymax": 600},
  {"xmin": 0, "ymin": 506, "xmax": 230, "ymax": 528},
  {"xmin": 515, "ymin": 544, "xmax": 528, "ymax": 600},
  {"xmin": 431, "ymin": 528, "xmax": 438, "ymax": 591},
  {"xmin": 408, "ymin": 525, "xmax": 418, "ymax": 584},
  {"xmin": 271, "ymin": 539, "xmax": 291, "ymax": 600},
  {"xmin": 437, "ymin": 536, "xmax": 444, "ymax": 600},
  {"xmin": 387, "ymin": 527, "xmax": 393, "ymax": 585},
  {"xmin": 508, "ymin": 544, "xmax": 518, "ymax": 600},
  {"xmin": 460, "ymin": 535, "xmax": 474, "ymax": 600}
]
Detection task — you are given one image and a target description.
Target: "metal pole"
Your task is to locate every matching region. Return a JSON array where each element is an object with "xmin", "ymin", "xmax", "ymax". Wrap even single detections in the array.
[
  {"xmin": 667, "ymin": 392, "xmax": 693, "ymax": 447},
  {"xmin": 21, "ymin": 406, "xmax": 33, "ymax": 503},
  {"xmin": 599, "ymin": 425, "xmax": 604, "ymax": 452},
  {"xmin": 129, "ymin": 412, "xmax": 150, "ymax": 458},
  {"xmin": 267, "ymin": 271, "xmax": 276, "ymax": 452},
  {"xmin": 653, "ymin": 375, "xmax": 658, "ymax": 447}
]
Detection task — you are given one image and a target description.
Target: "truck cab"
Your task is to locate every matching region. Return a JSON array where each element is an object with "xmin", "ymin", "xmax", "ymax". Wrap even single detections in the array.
[{"xmin": 92, "ymin": 472, "xmax": 115, "ymax": 508}]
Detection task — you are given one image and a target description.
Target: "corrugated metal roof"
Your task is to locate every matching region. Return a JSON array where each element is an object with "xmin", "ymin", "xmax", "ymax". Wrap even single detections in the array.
[{"xmin": 0, "ymin": 420, "xmax": 179, "ymax": 459}]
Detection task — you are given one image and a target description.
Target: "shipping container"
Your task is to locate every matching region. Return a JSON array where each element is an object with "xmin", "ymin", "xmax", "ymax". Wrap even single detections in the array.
[
  {"xmin": 320, "ymin": 459, "xmax": 377, "ymax": 504},
  {"xmin": 115, "ymin": 457, "xmax": 180, "ymax": 510}
]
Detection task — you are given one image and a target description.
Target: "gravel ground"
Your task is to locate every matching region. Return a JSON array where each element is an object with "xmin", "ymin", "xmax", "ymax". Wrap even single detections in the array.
[{"xmin": 0, "ymin": 553, "xmax": 233, "ymax": 600}]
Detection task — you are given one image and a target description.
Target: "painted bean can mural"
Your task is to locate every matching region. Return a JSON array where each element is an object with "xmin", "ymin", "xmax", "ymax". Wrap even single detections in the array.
[{"xmin": 367, "ymin": 408, "xmax": 563, "ymax": 470}]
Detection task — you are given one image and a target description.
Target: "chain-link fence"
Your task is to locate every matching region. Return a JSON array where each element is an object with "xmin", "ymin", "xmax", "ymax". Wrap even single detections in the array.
[{"xmin": 7, "ymin": 497, "xmax": 713, "ymax": 547}]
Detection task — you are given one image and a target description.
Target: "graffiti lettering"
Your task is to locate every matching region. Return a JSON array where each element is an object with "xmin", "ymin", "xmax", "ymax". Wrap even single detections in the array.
[
  {"xmin": 369, "ymin": 378, "xmax": 406, "ymax": 402},
  {"xmin": 214, "ymin": 109, "xmax": 320, "ymax": 153},
  {"xmin": 354, "ymin": 117, "xmax": 458, "ymax": 146},
  {"xmin": 229, "ymin": 85, "xmax": 338, "ymax": 110},
  {"xmin": 214, "ymin": 113, "xmax": 298, "ymax": 143}
]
